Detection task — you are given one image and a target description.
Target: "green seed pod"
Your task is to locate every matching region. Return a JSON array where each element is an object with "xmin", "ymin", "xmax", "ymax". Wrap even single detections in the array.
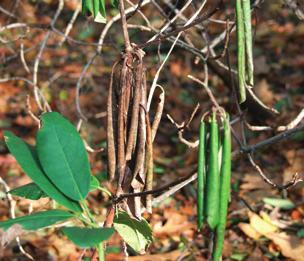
[
  {"xmin": 197, "ymin": 120, "xmax": 206, "ymax": 231},
  {"xmin": 205, "ymin": 111, "xmax": 220, "ymax": 230},
  {"xmin": 236, "ymin": 0, "xmax": 246, "ymax": 103},
  {"xmin": 212, "ymin": 114, "xmax": 232, "ymax": 261}
]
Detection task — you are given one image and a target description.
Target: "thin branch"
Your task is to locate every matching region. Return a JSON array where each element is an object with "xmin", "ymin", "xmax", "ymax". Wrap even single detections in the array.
[
  {"xmin": 119, "ymin": 0, "xmax": 132, "ymax": 52},
  {"xmin": 113, "ymin": 171, "xmax": 197, "ymax": 203},
  {"xmin": 241, "ymin": 123, "xmax": 304, "ymax": 153}
]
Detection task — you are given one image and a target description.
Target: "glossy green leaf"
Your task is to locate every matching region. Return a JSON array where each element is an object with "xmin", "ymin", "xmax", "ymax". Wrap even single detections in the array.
[
  {"xmin": 9, "ymin": 183, "xmax": 47, "ymax": 200},
  {"xmin": 114, "ymin": 211, "xmax": 153, "ymax": 253},
  {"xmin": 263, "ymin": 197, "xmax": 295, "ymax": 210},
  {"xmin": 10, "ymin": 175, "xmax": 100, "ymax": 199},
  {"xmin": 0, "ymin": 210, "xmax": 73, "ymax": 231},
  {"xmin": 62, "ymin": 227, "xmax": 114, "ymax": 248},
  {"xmin": 37, "ymin": 112, "xmax": 91, "ymax": 201},
  {"xmin": 4, "ymin": 131, "xmax": 81, "ymax": 212}
]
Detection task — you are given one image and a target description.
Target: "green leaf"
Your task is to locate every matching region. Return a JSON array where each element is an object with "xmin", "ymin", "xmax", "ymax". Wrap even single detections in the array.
[
  {"xmin": 262, "ymin": 197, "xmax": 295, "ymax": 210},
  {"xmin": 10, "ymin": 177, "xmax": 100, "ymax": 199},
  {"xmin": 37, "ymin": 112, "xmax": 91, "ymax": 201},
  {"xmin": 9, "ymin": 183, "xmax": 47, "ymax": 200},
  {"xmin": 0, "ymin": 210, "xmax": 73, "ymax": 231},
  {"xmin": 62, "ymin": 227, "xmax": 114, "ymax": 248},
  {"xmin": 4, "ymin": 131, "xmax": 81, "ymax": 213},
  {"xmin": 89, "ymin": 176, "xmax": 100, "ymax": 191},
  {"xmin": 113, "ymin": 211, "xmax": 153, "ymax": 253}
]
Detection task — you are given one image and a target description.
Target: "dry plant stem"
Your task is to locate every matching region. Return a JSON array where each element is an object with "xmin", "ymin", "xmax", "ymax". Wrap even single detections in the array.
[
  {"xmin": 114, "ymin": 171, "xmax": 197, "ymax": 203},
  {"xmin": 139, "ymin": 0, "xmax": 221, "ymax": 48},
  {"xmin": 59, "ymin": 2, "xmax": 81, "ymax": 46},
  {"xmin": 76, "ymin": 53, "xmax": 98, "ymax": 120},
  {"xmin": 145, "ymin": 112, "xmax": 153, "ymax": 213},
  {"xmin": 119, "ymin": 0, "xmax": 132, "ymax": 53},
  {"xmin": 107, "ymin": 62, "xmax": 119, "ymax": 181},
  {"xmin": 248, "ymin": 154, "xmax": 303, "ymax": 189},
  {"xmin": 33, "ymin": 0, "xmax": 63, "ymax": 112},
  {"xmin": 126, "ymin": 55, "xmax": 143, "ymax": 160},
  {"xmin": 277, "ymin": 108, "xmax": 304, "ymax": 131}
]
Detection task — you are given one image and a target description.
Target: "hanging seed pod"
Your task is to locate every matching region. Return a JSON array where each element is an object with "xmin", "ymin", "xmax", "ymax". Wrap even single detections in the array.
[
  {"xmin": 242, "ymin": 0, "xmax": 254, "ymax": 87},
  {"xmin": 212, "ymin": 114, "xmax": 232, "ymax": 261},
  {"xmin": 197, "ymin": 120, "xmax": 206, "ymax": 231},
  {"xmin": 236, "ymin": 0, "xmax": 246, "ymax": 103},
  {"xmin": 205, "ymin": 111, "xmax": 220, "ymax": 230}
]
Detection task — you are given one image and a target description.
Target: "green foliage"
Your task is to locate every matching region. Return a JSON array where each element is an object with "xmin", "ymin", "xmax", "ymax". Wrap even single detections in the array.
[
  {"xmin": 9, "ymin": 176, "xmax": 101, "ymax": 200},
  {"xmin": 37, "ymin": 112, "xmax": 91, "ymax": 201},
  {"xmin": 9, "ymin": 183, "xmax": 47, "ymax": 200},
  {"xmin": 0, "ymin": 210, "xmax": 74, "ymax": 231},
  {"xmin": 3, "ymin": 111, "xmax": 155, "ymax": 259},
  {"xmin": 114, "ymin": 211, "xmax": 153, "ymax": 253},
  {"xmin": 4, "ymin": 131, "xmax": 81, "ymax": 213},
  {"xmin": 62, "ymin": 227, "xmax": 114, "ymax": 248}
]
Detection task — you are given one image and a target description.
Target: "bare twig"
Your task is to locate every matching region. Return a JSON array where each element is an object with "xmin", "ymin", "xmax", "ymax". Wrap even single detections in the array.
[
  {"xmin": 241, "ymin": 124, "xmax": 304, "ymax": 153},
  {"xmin": 277, "ymin": 108, "xmax": 304, "ymax": 131}
]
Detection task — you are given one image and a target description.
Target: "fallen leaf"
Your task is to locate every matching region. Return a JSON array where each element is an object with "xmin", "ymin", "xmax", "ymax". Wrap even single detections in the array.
[
  {"xmin": 249, "ymin": 212, "xmax": 277, "ymax": 235},
  {"xmin": 266, "ymin": 232, "xmax": 304, "ymax": 261},
  {"xmin": 238, "ymin": 223, "xmax": 262, "ymax": 240}
]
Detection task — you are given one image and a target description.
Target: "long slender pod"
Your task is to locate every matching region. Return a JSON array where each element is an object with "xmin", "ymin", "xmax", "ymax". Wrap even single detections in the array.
[
  {"xmin": 107, "ymin": 61, "xmax": 119, "ymax": 181},
  {"xmin": 197, "ymin": 120, "xmax": 206, "ymax": 231},
  {"xmin": 125, "ymin": 57, "xmax": 143, "ymax": 160},
  {"xmin": 242, "ymin": 0, "xmax": 254, "ymax": 87},
  {"xmin": 205, "ymin": 111, "xmax": 220, "ymax": 230},
  {"xmin": 212, "ymin": 114, "xmax": 232, "ymax": 261},
  {"xmin": 145, "ymin": 113, "xmax": 153, "ymax": 213},
  {"xmin": 236, "ymin": 0, "xmax": 246, "ymax": 103}
]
